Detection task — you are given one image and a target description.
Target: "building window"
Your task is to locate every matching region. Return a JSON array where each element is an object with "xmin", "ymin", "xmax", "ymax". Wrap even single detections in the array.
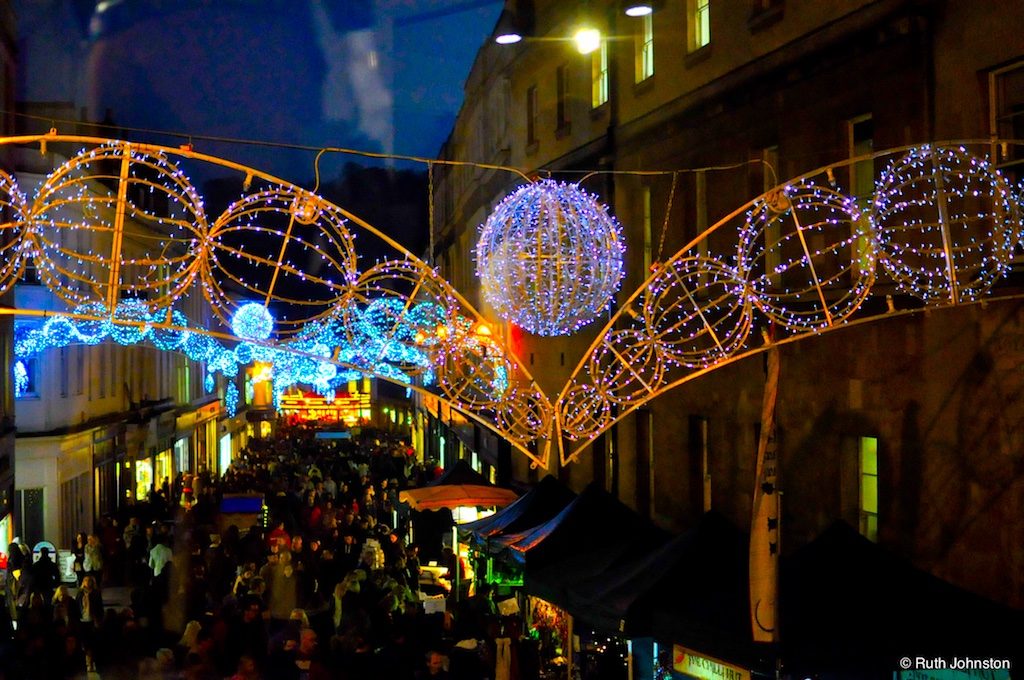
[
  {"xmin": 14, "ymin": 358, "xmax": 38, "ymax": 399},
  {"xmin": 989, "ymin": 61, "xmax": 1024, "ymax": 183},
  {"xmin": 15, "ymin": 488, "xmax": 45, "ymax": 547},
  {"xmin": 592, "ymin": 40, "xmax": 609, "ymax": 108},
  {"xmin": 526, "ymin": 85, "xmax": 538, "ymax": 146},
  {"xmin": 635, "ymin": 13, "xmax": 654, "ymax": 83},
  {"xmin": 555, "ymin": 65, "xmax": 570, "ymax": 132},
  {"xmin": 689, "ymin": 0, "xmax": 711, "ymax": 52},
  {"xmin": 859, "ymin": 436, "xmax": 879, "ymax": 542}
]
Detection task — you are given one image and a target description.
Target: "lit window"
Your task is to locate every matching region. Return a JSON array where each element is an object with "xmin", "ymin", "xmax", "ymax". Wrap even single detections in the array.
[
  {"xmin": 635, "ymin": 14, "xmax": 654, "ymax": 83},
  {"xmin": 859, "ymin": 436, "xmax": 878, "ymax": 542},
  {"xmin": 592, "ymin": 40, "xmax": 609, "ymax": 108},
  {"xmin": 690, "ymin": 0, "xmax": 711, "ymax": 52},
  {"xmin": 14, "ymin": 359, "xmax": 37, "ymax": 399}
]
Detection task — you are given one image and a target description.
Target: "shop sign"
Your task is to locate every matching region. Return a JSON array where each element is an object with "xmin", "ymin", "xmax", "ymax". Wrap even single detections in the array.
[{"xmin": 672, "ymin": 645, "xmax": 750, "ymax": 680}]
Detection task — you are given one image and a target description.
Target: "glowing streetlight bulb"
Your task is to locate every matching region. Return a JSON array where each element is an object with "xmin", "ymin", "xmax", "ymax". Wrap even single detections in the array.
[
  {"xmin": 625, "ymin": 4, "xmax": 653, "ymax": 16},
  {"xmin": 574, "ymin": 27, "xmax": 601, "ymax": 54},
  {"xmin": 495, "ymin": 32, "xmax": 522, "ymax": 45}
]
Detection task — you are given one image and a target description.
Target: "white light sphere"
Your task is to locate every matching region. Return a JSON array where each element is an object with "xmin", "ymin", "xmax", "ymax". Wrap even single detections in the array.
[
  {"xmin": 873, "ymin": 146, "xmax": 1020, "ymax": 304},
  {"xmin": 476, "ymin": 180, "xmax": 624, "ymax": 336}
]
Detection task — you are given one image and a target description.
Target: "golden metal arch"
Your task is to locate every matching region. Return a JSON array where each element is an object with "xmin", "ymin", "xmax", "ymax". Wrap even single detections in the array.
[
  {"xmin": 556, "ymin": 140, "xmax": 1024, "ymax": 465},
  {"xmin": 0, "ymin": 133, "xmax": 554, "ymax": 468}
]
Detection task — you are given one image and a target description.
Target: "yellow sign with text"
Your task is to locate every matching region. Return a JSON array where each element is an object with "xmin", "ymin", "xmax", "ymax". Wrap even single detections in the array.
[{"xmin": 673, "ymin": 645, "xmax": 751, "ymax": 680}]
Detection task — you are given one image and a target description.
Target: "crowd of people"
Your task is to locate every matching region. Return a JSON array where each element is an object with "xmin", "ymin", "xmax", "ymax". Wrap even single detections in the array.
[{"xmin": 0, "ymin": 421, "xmax": 537, "ymax": 679}]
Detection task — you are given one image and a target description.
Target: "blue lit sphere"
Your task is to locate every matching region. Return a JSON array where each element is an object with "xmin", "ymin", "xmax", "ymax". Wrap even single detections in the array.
[
  {"xmin": 234, "ymin": 342, "xmax": 255, "ymax": 365},
  {"xmin": 231, "ymin": 303, "xmax": 274, "ymax": 341},
  {"xmin": 73, "ymin": 302, "xmax": 110, "ymax": 343},
  {"xmin": 150, "ymin": 309, "xmax": 191, "ymax": 351},
  {"xmin": 43, "ymin": 316, "xmax": 78, "ymax": 347},
  {"xmin": 110, "ymin": 299, "xmax": 151, "ymax": 345},
  {"xmin": 476, "ymin": 180, "xmax": 624, "ymax": 336},
  {"xmin": 182, "ymin": 332, "xmax": 219, "ymax": 362}
]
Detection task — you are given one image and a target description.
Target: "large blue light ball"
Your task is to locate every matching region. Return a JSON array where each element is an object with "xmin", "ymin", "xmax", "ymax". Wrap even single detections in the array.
[
  {"xmin": 476, "ymin": 180, "xmax": 625, "ymax": 336},
  {"xmin": 231, "ymin": 303, "xmax": 275, "ymax": 340}
]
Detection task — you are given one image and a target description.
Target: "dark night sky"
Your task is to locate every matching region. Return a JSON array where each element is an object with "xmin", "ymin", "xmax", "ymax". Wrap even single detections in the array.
[{"xmin": 13, "ymin": 0, "xmax": 503, "ymax": 183}]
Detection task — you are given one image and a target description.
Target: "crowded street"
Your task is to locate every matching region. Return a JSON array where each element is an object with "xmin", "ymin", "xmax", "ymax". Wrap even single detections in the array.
[{"xmin": 2, "ymin": 422, "xmax": 525, "ymax": 679}]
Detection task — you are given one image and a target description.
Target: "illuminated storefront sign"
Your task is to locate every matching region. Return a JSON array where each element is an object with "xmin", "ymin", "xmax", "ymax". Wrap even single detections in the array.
[
  {"xmin": 279, "ymin": 389, "xmax": 371, "ymax": 425},
  {"xmin": 673, "ymin": 645, "xmax": 750, "ymax": 680}
]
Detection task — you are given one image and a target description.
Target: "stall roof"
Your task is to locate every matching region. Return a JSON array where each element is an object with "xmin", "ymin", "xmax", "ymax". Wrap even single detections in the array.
[
  {"xmin": 399, "ymin": 459, "xmax": 518, "ymax": 510},
  {"xmin": 780, "ymin": 521, "xmax": 1024, "ymax": 673},
  {"xmin": 459, "ymin": 475, "xmax": 576, "ymax": 547},
  {"xmin": 568, "ymin": 511, "xmax": 749, "ymax": 640},
  {"xmin": 507, "ymin": 482, "xmax": 670, "ymax": 611}
]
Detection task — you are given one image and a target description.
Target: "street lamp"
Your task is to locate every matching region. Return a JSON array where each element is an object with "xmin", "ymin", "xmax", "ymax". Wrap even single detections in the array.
[
  {"xmin": 622, "ymin": 1, "xmax": 663, "ymax": 17},
  {"xmin": 573, "ymin": 26, "xmax": 602, "ymax": 54}
]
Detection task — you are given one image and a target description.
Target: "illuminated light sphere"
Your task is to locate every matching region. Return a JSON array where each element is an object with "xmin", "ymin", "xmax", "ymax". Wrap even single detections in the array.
[
  {"xmin": 109, "ymin": 299, "xmax": 152, "ymax": 345},
  {"xmin": 641, "ymin": 256, "xmax": 751, "ymax": 367},
  {"xmin": 873, "ymin": 145, "xmax": 1020, "ymax": 304},
  {"xmin": 438, "ymin": 334, "xmax": 511, "ymax": 408},
  {"xmin": 316, "ymin": 361, "xmax": 338, "ymax": 382},
  {"xmin": 232, "ymin": 302, "xmax": 275, "ymax": 341},
  {"xmin": 559, "ymin": 382, "xmax": 612, "ymax": 441},
  {"xmin": 738, "ymin": 181, "xmax": 875, "ymax": 331},
  {"xmin": 207, "ymin": 188, "xmax": 358, "ymax": 334},
  {"xmin": 205, "ymin": 372, "xmax": 215, "ymax": 393},
  {"xmin": 342, "ymin": 260, "xmax": 457, "ymax": 371},
  {"xmin": 182, "ymin": 332, "xmax": 220, "ymax": 362},
  {"xmin": 234, "ymin": 342, "xmax": 255, "ymax": 365},
  {"xmin": 495, "ymin": 386, "xmax": 553, "ymax": 445},
  {"xmin": 150, "ymin": 309, "xmax": 191, "ymax": 351},
  {"xmin": 225, "ymin": 381, "xmax": 239, "ymax": 416},
  {"xmin": 0, "ymin": 169, "xmax": 30, "ymax": 295},
  {"xmin": 43, "ymin": 316, "xmax": 78, "ymax": 348},
  {"xmin": 72, "ymin": 302, "xmax": 110, "ymax": 344},
  {"xmin": 588, "ymin": 329, "xmax": 666, "ymax": 405},
  {"xmin": 476, "ymin": 180, "xmax": 624, "ymax": 336},
  {"xmin": 30, "ymin": 144, "xmax": 206, "ymax": 309}
]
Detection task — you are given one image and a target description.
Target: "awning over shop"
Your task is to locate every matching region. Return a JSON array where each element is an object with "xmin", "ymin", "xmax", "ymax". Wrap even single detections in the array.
[
  {"xmin": 506, "ymin": 482, "xmax": 670, "ymax": 611},
  {"xmin": 399, "ymin": 459, "xmax": 518, "ymax": 511},
  {"xmin": 459, "ymin": 475, "xmax": 576, "ymax": 551}
]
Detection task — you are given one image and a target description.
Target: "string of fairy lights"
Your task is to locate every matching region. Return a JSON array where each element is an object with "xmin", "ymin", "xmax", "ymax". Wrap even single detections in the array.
[
  {"xmin": 4, "ymin": 135, "xmax": 1024, "ymax": 467},
  {"xmin": 557, "ymin": 143, "xmax": 1024, "ymax": 461}
]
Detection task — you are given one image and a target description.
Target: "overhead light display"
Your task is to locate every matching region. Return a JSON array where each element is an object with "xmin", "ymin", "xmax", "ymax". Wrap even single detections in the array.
[{"xmin": 476, "ymin": 179, "xmax": 624, "ymax": 336}]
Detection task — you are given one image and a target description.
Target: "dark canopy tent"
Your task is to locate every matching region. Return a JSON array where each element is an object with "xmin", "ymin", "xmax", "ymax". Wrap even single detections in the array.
[
  {"xmin": 555, "ymin": 515, "xmax": 1024, "ymax": 676},
  {"xmin": 563, "ymin": 510, "xmax": 761, "ymax": 670},
  {"xmin": 505, "ymin": 482, "xmax": 670, "ymax": 612},
  {"xmin": 780, "ymin": 521, "xmax": 1024, "ymax": 675},
  {"xmin": 459, "ymin": 475, "xmax": 576, "ymax": 552}
]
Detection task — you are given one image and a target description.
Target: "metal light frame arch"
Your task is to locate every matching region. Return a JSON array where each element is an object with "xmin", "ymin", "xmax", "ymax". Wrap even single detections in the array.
[
  {"xmin": 554, "ymin": 139, "xmax": 1024, "ymax": 465},
  {"xmin": 0, "ymin": 133, "xmax": 554, "ymax": 468},
  {"xmin": 4, "ymin": 135, "xmax": 1024, "ymax": 471}
]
